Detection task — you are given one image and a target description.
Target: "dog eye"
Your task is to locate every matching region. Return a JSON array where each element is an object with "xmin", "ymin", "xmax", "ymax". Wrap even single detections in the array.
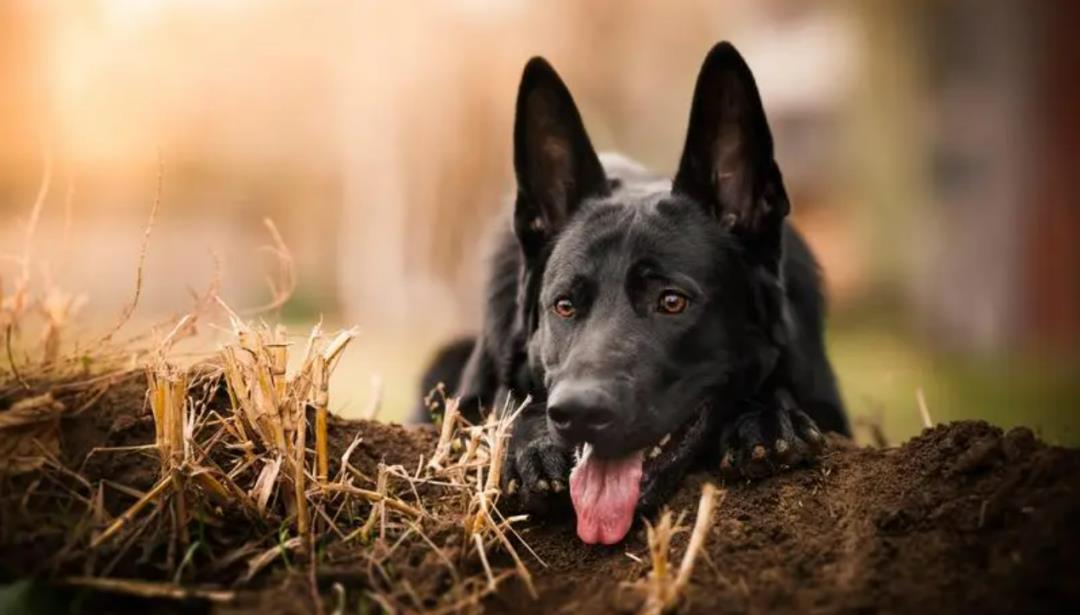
[
  {"xmin": 552, "ymin": 297, "xmax": 576, "ymax": 319},
  {"xmin": 657, "ymin": 291, "xmax": 689, "ymax": 315}
]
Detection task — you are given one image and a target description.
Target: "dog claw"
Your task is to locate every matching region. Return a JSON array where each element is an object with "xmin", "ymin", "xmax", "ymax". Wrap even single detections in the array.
[
  {"xmin": 720, "ymin": 450, "xmax": 735, "ymax": 471},
  {"xmin": 751, "ymin": 444, "xmax": 768, "ymax": 461},
  {"xmin": 551, "ymin": 479, "xmax": 565, "ymax": 493},
  {"xmin": 649, "ymin": 446, "xmax": 662, "ymax": 459},
  {"xmin": 506, "ymin": 479, "xmax": 519, "ymax": 495},
  {"xmin": 536, "ymin": 479, "xmax": 550, "ymax": 492}
]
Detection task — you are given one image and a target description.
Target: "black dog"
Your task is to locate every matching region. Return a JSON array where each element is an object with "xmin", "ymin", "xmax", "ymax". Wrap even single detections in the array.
[{"xmin": 418, "ymin": 42, "xmax": 848, "ymax": 544}]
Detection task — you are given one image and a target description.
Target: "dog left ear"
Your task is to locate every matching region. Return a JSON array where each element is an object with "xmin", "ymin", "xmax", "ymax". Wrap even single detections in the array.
[
  {"xmin": 513, "ymin": 57, "xmax": 609, "ymax": 260},
  {"xmin": 673, "ymin": 42, "xmax": 790, "ymax": 271}
]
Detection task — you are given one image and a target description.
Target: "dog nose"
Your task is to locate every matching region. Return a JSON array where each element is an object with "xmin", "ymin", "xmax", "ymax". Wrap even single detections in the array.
[{"xmin": 547, "ymin": 381, "xmax": 618, "ymax": 444}]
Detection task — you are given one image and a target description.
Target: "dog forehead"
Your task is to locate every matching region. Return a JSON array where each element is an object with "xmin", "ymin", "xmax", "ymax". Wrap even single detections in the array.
[{"xmin": 547, "ymin": 192, "xmax": 719, "ymax": 276}]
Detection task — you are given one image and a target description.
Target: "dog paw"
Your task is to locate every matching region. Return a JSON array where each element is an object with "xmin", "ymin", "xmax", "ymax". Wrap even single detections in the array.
[
  {"xmin": 501, "ymin": 433, "xmax": 573, "ymax": 511},
  {"xmin": 718, "ymin": 405, "xmax": 825, "ymax": 480}
]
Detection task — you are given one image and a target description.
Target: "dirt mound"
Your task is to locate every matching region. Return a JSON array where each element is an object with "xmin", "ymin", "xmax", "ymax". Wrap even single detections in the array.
[
  {"xmin": 496, "ymin": 422, "xmax": 1079, "ymax": 614},
  {"xmin": 2, "ymin": 377, "xmax": 1077, "ymax": 614}
]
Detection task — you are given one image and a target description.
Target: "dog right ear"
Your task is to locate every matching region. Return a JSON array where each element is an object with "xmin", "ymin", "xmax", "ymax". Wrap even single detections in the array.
[{"xmin": 513, "ymin": 57, "xmax": 608, "ymax": 259}]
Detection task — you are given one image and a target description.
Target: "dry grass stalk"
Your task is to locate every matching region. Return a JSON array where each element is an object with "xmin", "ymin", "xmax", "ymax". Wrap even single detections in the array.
[
  {"xmin": 483, "ymin": 395, "xmax": 528, "ymax": 495},
  {"xmin": 636, "ymin": 483, "xmax": 722, "ymax": 615},
  {"xmin": 427, "ymin": 396, "xmax": 461, "ymax": 471},
  {"xmin": 146, "ymin": 364, "xmax": 189, "ymax": 472},
  {"xmin": 293, "ymin": 399, "xmax": 309, "ymax": 537},
  {"xmin": 473, "ymin": 532, "xmax": 496, "ymax": 591},
  {"xmin": 91, "ymin": 477, "xmax": 172, "ymax": 549},
  {"xmin": 314, "ymin": 355, "xmax": 330, "ymax": 483},
  {"xmin": 20, "ymin": 145, "xmax": 52, "ymax": 283},
  {"xmin": 145, "ymin": 360, "xmax": 193, "ymax": 542},
  {"xmin": 100, "ymin": 151, "xmax": 163, "ymax": 344},
  {"xmin": 356, "ymin": 465, "xmax": 387, "ymax": 543},
  {"xmin": 244, "ymin": 218, "xmax": 297, "ymax": 315},
  {"xmin": 242, "ymin": 536, "xmax": 304, "ymax": 584},
  {"xmin": 676, "ymin": 484, "xmax": 722, "ymax": 589},
  {"xmin": 322, "ymin": 482, "xmax": 424, "ymax": 518},
  {"xmin": 252, "ymin": 456, "xmax": 283, "ymax": 514},
  {"xmin": 63, "ymin": 576, "xmax": 237, "ymax": 603},
  {"xmin": 313, "ymin": 328, "xmax": 355, "ymax": 485},
  {"xmin": 916, "ymin": 387, "xmax": 933, "ymax": 429}
]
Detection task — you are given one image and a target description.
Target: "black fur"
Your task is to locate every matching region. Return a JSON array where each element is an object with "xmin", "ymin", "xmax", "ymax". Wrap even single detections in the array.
[{"xmin": 417, "ymin": 42, "xmax": 848, "ymax": 517}]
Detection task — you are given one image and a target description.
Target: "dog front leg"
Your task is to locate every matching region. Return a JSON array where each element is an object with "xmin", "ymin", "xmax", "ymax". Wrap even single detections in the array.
[{"xmin": 500, "ymin": 400, "xmax": 573, "ymax": 513}]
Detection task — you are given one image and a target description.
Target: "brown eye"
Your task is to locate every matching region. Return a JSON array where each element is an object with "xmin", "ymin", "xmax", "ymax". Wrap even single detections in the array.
[
  {"xmin": 553, "ymin": 298, "xmax": 576, "ymax": 319},
  {"xmin": 658, "ymin": 291, "xmax": 689, "ymax": 315}
]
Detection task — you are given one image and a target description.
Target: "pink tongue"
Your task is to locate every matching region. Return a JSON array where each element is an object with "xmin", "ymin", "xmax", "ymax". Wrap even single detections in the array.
[{"xmin": 569, "ymin": 449, "xmax": 643, "ymax": 545}]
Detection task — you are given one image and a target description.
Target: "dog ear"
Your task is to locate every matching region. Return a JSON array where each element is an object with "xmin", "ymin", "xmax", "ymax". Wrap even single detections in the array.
[
  {"xmin": 673, "ymin": 42, "xmax": 789, "ymax": 270},
  {"xmin": 513, "ymin": 57, "xmax": 608, "ymax": 259}
]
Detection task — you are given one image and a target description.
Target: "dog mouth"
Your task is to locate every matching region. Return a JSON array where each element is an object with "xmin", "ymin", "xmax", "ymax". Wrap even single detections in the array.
[{"xmin": 568, "ymin": 402, "xmax": 710, "ymax": 545}]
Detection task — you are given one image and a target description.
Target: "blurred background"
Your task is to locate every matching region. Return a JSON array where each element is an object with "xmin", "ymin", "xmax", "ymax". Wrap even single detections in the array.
[{"xmin": 2, "ymin": 0, "xmax": 1077, "ymax": 443}]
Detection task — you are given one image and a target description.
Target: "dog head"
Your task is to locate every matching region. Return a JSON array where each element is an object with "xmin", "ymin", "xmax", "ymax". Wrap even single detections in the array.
[{"xmin": 511, "ymin": 43, "xmax": 790, "ymax": 543}]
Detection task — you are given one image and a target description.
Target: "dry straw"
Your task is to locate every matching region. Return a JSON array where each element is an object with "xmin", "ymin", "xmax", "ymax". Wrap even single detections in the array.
[
  {"xmin": 84, "ymin": 306, "xmax": 537, "ymax": 609},
  {"xmin": 635, "ymin": 483, "xmax": 723, "ymax": 615},
  {"xmin": 1, "ymin": 154, "xmax": 543, "ymax": 610}
]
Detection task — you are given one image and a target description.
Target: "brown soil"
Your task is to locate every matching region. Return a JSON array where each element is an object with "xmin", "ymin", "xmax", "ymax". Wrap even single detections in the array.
[
  {"xmin": 493, "ymin": 424, "xmax": 1079, "ymax": 614},
  {"xmin": 2, "ymin": 377, "xmax": 1078, "ymax": 614}
]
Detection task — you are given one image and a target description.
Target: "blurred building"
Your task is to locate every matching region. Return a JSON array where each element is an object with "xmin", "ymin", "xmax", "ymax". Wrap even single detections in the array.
[{"xmin": 912, "ymin": 0, "xmax": 1080, "ymax": 353}]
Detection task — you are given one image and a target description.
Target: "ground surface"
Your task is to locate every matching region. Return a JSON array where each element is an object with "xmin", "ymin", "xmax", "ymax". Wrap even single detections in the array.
[{"xmin": 1, "ymin": 375, "xmax": 1077, "ymax": 614}]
